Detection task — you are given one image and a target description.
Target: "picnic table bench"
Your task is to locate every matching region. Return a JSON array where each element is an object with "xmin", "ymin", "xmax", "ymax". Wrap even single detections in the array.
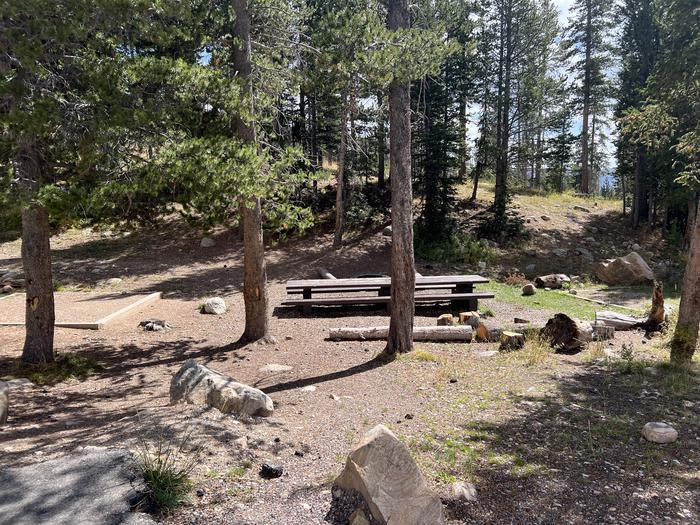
[{"xmin": 282, "ymin": 275, "xmax": 493, "ymax": 312}]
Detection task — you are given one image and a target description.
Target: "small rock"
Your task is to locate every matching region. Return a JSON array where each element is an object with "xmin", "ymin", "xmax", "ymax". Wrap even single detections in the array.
[
  {"xmin": 260, "ymin": 463, "xmax": 283, "ymax": 479},
  {"xmin": 285, "ymin": 335, "xmax": 293, "ymax": 341},
  {"xmin": 259, "ymin": 364, "xmax": 293, "ymax": 374},
  {"xmin": 569, "ymin": 289, "xmax": 578, "ymax": 295},
  {"xmin": 477, "ymin": 261, "xmax": 487, "ymax": 270},
  {"xmin": 300, "ymin": 385, "xmax": 316, "ymax": 393},
  {"xmin": 1, "ymin": 285, "xmax": 13, "ymax": 294},
  {"xmin": 449, "ymin": 378, "xmax": 458, "ymax": 384},
  {"xmin": 105, "ymin": 278, "xmax": 123, "ymax": 286},
  {"xmin": 513, "ymin": 318, "xmax": 530, "ymax": 324},
  {"xmin": 294, "ymin": 450, "xmax": 305, "ymax": 457},
  {"xmin": 330, "ymin": 394, "xmax": 341, "ymax": 401},
  {"xmin": 405, "ymin": 413, "xmax": 414, "ymax": 420},
  {"xmin": 573, "ymin": 205, "xmax": 590, "ymax": 213},
  {"xmin": 642, "ymin": 422, "xmax": 678, "ymax": 444},
  {"xmin": 553, "ymin": 248, "xmax": 568, "ymax": 257},
  {"xmin": 382, "ymin": 226, "xmax": 392, "ymax": 236},
  {"xmin": 541, "ymin": 215, "xmax": 551, "ymax": 221},
  {"xmin": 139, "ymin": 319, "xmax": 170, "ymax": 332},
  {"xmin": 202, "ymin": 297, "xmax": 227, "ymax": 315},
  {"xmin": 452, "ymin": 481, "xmax": 478, "ymax": 502},
  {"xmin": 476, "ymin": 350, "xmax": 499, "ymax": 358},
  {"xmin": 200, "ymin": 236, "xmax": 216, "ymax": 248},
  {"xmin": 632, "ymin": 243, "xmax": 641, "ymax": 251},
  {"xmin": 521, "ymin": 283, "xmax": 536, "ymax": 296},
  {"xmin": 196, "ymin": 488, "xmax": 205, "ymax": 497},
  {"xmin": 234, "ymin": 437, "xmax": 248, "ymax": 449}
]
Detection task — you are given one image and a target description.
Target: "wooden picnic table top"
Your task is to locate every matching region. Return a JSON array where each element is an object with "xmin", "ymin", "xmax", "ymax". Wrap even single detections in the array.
[{"xmin": 287, "ymin": 274, "xmax": 489, "ymax": 289}]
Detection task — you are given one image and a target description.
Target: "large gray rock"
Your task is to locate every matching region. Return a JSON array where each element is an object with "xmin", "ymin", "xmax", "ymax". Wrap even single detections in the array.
[
  {"xmin": 596, "ymin": 251, "xmax": 655, "ymax": 285},
  {"xmin": 202, "ymin": 297, "xmax": 227, "ymax": 315},
  {"xmin": 170, "ymin": 359, "xmax": 273, "ymax": 417},
  {"xmin": 642, "ymin": 422, "xmax": 678, "ymax": 444},
  {"xmin": 0, "ymin": 447, "xmax": 154, "ymax": 525},
  {"xmin": 0, "ymin": 381, "xmax": 8, "ymax": 426},
  {"xmin": 335, "ymin": 424, "xmax": 444, "ymax": 525}
]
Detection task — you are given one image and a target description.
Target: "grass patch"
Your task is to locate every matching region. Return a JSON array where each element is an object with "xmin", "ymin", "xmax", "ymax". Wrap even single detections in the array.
[
  {"xmin": 402, "ymin": 349, "xmax": 441, "ymax": 363},
  {"xmin": 4, "ymin": 353, "xmax": 102, "ymax": 385},
  {"xmin": 137, "ymin": 431, "xmax": 201, "ymax": 512},
  {"xmin": 225, "ymin": 460, "xmax": 253, "ymax": 480},
  {"xmin": 483, "ymin": 282, "xmax": 644, "ymax": 320},
  {"xmin": 503, "ymin": 335, "xmax": 554, "ymax": 367}
]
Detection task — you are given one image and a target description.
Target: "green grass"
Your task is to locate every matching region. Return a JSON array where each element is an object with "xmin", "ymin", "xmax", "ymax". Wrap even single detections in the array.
[
  {"xmin": 137, "ymin": 431, "xmax": 201, "ymax": 512},
  {"xmin": 483, "ymin": 282, "xmax": 644, "ymax": 320},
  {"xmin": 4, "ymin": 353, "xmax": 102, "ymax": 385}
]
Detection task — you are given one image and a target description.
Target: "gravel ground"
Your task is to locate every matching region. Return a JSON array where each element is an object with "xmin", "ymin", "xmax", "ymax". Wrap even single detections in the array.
[{"xmin": 0, "ymin": 223, "xmax": 698, "ymax": 525}]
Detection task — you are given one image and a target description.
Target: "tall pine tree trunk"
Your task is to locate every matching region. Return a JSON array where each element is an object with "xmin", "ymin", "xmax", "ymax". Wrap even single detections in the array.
[
  {"xmin": 494, "ymin": 1, "xmax": 512, "ymax": 223},
  {"xmin": 21, "ymin": 206, "xmax": 55, "ymax": 364},
  {"xmin": 384, "ymin": 0, "xmax": 415, "ymax": 357},
  {"xmin": 377, "ymin": 91, "xmax": 386, "ymax": 189},
  {"xmin": 632, "ymin": 147, "xmax": 649, "ymax": 227},
  {"xmin": 232, "ymin": 0, "xmax": 271, "ymax": 343},
  {"xmin": 671, "ymin": 192, "xmax": 700, "ymax": 365},
  {"xmin": 580, "ymin": 0, "xmax": 592, "ymax": 194},
  {"xmin": 333, "ymin": 88, "xmax": 349, "ymax": 249}
]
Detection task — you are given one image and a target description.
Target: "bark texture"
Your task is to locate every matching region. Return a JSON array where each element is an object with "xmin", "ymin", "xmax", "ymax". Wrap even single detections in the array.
[
  {"xmin": 21, "ymin": 206, "xmax": 55, "ymax": 364},
  {"xmin": 384, "ymin": 0, "xmax": 415, "ymax": 357},
  {"xmin": 232, "ymin": 0, "xmax": 271, "ymax": 342},
  {"xmin": 671, "ymin": 192, "xmax": 700, "ymax": 365},
  {"xmin": 579, "ymin": 0, "xmax": 592, "ymax": 194}
]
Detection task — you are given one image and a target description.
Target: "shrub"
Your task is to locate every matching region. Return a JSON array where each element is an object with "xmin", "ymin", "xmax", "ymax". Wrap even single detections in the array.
[
  {"xmin": 414, "ymin": 227, "xmax": 492, "ymax": 265},
  {"xmin": 137, "ymin": 430, "xmax": 201, "ymax": 512}
]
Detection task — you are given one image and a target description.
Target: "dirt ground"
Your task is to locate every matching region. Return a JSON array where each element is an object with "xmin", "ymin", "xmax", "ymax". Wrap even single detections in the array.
[{"xmin": 0, "ymin": 196, "xmax": 698, "ymax": 524}]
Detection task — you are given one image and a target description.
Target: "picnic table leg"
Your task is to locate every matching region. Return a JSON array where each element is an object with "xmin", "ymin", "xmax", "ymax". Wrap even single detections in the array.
[
  {"xmin": 302, "ymin": 288, "xmax": 312, "ymax": 315},
  {"xmin": 454, "ymin": 283, "xmax": 477, "ymax": 311},
  {"xmin": 379, "ymin": 286, "xmax": 391, "ymax": 313}
]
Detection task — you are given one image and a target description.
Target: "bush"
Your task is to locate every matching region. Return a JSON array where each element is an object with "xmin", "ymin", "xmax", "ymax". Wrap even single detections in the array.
[{"xmin": 414, "ymin": 227, "xmax": 492, "ymax": 265}]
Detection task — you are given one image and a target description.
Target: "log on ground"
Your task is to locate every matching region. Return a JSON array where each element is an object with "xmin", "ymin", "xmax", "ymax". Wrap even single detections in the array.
[{"xmin": 329, "ymin": 325, "xmax": 472, "ymax": 342}]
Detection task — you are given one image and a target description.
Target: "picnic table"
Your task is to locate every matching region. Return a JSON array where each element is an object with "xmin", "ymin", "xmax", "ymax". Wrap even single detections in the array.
[{"xmin": 282, "ymin": 274, "xmax": 494, "ymax": 312}]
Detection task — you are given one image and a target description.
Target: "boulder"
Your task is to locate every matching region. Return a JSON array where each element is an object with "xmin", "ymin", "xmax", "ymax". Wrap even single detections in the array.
[
  {"xmin": 202, "ymin": 297, "xmax": 227, "ymax": 315},
  {"xmin": 335, "ymin": 425, "xmax": 444, "ymax": 525},
  {"xmin": 170, "ymin": 359, "xmax": 273, "ymax": 417},
  {"xmin": 642, "ymin": 422, "xmax": 678, "ymax": 444},
  {"xmin": 521, "ymin": 283, "xmax": 536, "ymax": 296},
  {"xmin": 534, "ymin": 274, "xmax": 570, "ymax": 289},
  {"xmin": 0, "ymin": 382, "xmax": 8, "ymax": 426},
  {"xmin": 200, "ymin": 236, "xmax": 216, "ymax": 248},
  {"xmin": 382, "ymin": 226, "xmax": 392, "ymax": 236},
  {"xmin": 596, "ymin": 252, "xmax": 655, "ymax": 285},
  {"xmin": 452, "ymin": 481, "xmax": 478, "ymax": 502}
]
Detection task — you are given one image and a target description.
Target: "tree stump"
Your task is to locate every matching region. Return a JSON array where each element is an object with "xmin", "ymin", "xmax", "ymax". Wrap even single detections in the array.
[
  {"xmin": 499, "ymin": 331, "xmax": 525, "ymax": 351},
  {"xmin": 541, "ymin": 313, "xmax": 594, "ymax": 352},
  {"xmin": 437, "ymin": 314, "xmax": 455, "ymax": 326},
  {"xmin": 475, "ymin": 321, "xmax": 503, "ymax": 342}
]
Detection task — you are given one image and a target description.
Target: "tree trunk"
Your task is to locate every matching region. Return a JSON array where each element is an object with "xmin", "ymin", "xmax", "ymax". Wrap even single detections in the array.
[
  {"xmin": 333, "ymin": 88, "xmax": 349, "ymax": 249},
  {"xmin": 384, "ymin": 0, "xmax": 415, "ymax": 358},
  {"xmin": 632, "ymin": 147, "xmax": 649, "ymax": 227},
  {"xmin": 580, "ymin": 0, "xmax": 592, "ymax": 194},
  {"xmin": 458, "ymin": 91, "xmax": 467, "ymax": 181},
  {"xmin": 671, "ymin": 192, "xmax": 700, "ymax": 365},
  {"xmin": 232, "ymin": 0, "xmax": 271, "ymax": 343},
  {"xmin": 377, "ymin": 91, "xmax": 386, "ymax": 189},
  {"xmin": 21, "ymin": 206, "xmax": 55, "ymax": 364}
]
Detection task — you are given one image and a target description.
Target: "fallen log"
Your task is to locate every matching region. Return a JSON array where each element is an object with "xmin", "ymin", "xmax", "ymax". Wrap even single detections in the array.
[
  {"xmin": 534, "ymin": 274, "xmax": 571, "ymax": 289},
  {"xmin": 317, "ymin": 267, "xmax": 337, "ymax": 280},
  {"xmin": 328, "ymin": 325, "xmax": 472, "ymax": 342}
]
